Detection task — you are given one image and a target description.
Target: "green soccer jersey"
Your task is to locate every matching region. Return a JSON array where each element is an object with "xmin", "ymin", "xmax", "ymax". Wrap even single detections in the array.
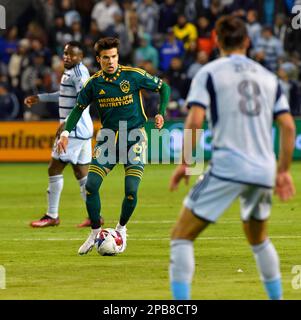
[{"xmin": 77, "ymin": 65, "xmax": 163, "ymax": 130}]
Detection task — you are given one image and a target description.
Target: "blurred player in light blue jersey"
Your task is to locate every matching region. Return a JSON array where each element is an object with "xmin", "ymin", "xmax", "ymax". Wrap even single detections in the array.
[
  {"xmin": 169, "ymin": 16, "xmax": 296, "ymax": 300},
  {"xmin": 25, "ymin": 41, "xmax": 95, "ymax": 228}
]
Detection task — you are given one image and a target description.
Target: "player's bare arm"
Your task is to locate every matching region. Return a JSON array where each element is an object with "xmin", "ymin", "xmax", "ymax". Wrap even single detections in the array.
[
  {"xmin": 170, "ymin": 106, "xmax": 205, "ymax": 191},
  {"xmin": 275, "ymin": 112, "xmax": 296, "ymax": 201}
]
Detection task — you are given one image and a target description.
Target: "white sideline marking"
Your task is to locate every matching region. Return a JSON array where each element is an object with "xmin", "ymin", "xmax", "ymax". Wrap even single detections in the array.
[{"xmin": 5, "ymin": 235, "xmax": 301, "ymax": 241}]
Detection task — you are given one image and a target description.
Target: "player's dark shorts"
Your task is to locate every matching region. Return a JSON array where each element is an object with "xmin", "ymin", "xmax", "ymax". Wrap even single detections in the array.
[{"xmin": 89, "ymin": 127, "xmax": 147, "ymax": 178}]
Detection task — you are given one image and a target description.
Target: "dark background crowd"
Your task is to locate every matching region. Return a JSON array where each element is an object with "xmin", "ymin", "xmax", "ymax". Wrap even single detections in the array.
[{"xmin": 0, "ymin": 0, "xmax": 301, "ymax": 121}]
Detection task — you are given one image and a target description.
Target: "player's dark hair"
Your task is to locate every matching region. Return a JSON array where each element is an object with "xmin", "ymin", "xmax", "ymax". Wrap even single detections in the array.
[
  {"xmin": 66, "ymin": 41, "xmax": 83, "ymax": 52},
  {"xmin": 216, "ymin": 16, "xmax": 248, "ymax": 51},
  {"xmin": 94, "ymin": 37, "xmax": 120, "ymax": 56}
]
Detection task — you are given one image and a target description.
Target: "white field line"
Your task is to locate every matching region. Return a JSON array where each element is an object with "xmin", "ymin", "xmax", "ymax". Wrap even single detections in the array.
[{"xmin": 3, "ymin": 235, "xmax": 301, "ymax": 241}]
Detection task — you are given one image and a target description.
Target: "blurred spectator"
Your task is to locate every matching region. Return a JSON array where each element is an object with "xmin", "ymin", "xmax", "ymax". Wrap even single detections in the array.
[
  {"xmin": 0, "ymin": 26, "xmax": 19, "ymax": 65},
  {"xmin": 91, "ymin": 0, "xmax": 122, "ymax": 33},
  {"xmin": 74, "ymin": 0, "xmax": 95, "ymax": 32},
  {"xmin": 105, "ymin": 12, "xmax": 132, "ymax": 64},
  {"xmin": 278, "ymin": 62, "xmax": 301, "ymax": 116},
  {"xmin": 134, "ymin": 33, "xmax": 159, "ymax": 70},
  {"xmin": 186, "ymin": 50, "xmax": 209, "ymax": 79},
  {"xmin": 253, "ymin": 25, "xmax": 284, "ymax": 72},
  {"xmin": 121, "ymin": 0, "xmax": 137, "ymax": 32},
  {"xmin": 60, "ymin": 0, "xmax": 81, "ymax": 28},
  {"xmin": 8, "ymin": 38, "xmax": 31, "ymax": 94},
  {"xmin": 21, "ymin": 51, "xmax": 52, "ymax": 119},
  {"xmin": 69, "ymin": 17, "xmax": 83, "ymax": 42},
  {"xmin": 273, "ymin": 13, "xmax": 288, "ymax": 47},
  {"xmin": 196, "ymin": 15, "xmax": 216, "ymax": 57},
  {"xmin": 177, "ymin": 0, "xmax": 206, "ymax": 23},
  {"xmin": 183, "ymin": 40, "xmax": 198, "ymax": 71},
  {"xmin": 224, "ymin": 0, "xmax": 256, "ymax": 18},
  {"xmin": 173, "ymin": 14, "xmax": 198, "ymax": 50},
  {"xmin": 30, "ymin": 39, "xmax": 52, "ymax": 67},
  {"xmin": 246, "ymin": 9, "xmax": 262, "ymax": 48},
  {"xmin": 25, "ymin": 22, "xmax": 48, "ymax": 46},
  {"xmin": 0, "ymin": 82, "xmax": 20, "ymax": 120},
  {"xmin": 165, "ymin": 57, "xmax": 190, "ymax": 105},
  {"xmin": 48, "ymin": 14, "xmax": 72, "ymax": 56},
  {"xmin": 0, "ymin": 61, "xmax": 8, "ymax": 83},
  {"xmin": 33, "ymin": 0, "xmax": 57, "ymax": 32},
  {"xmin": 159, "ymin": 28, "xmax": 184, "ymax": 72},
  {"xmin": 126, "ymin": 10, "xmax": 144, "ymax": 49},
  {"xmin": 158, "ymin": 0, "xmax": 178, "ymax": 34},
  {"xmin": 205, "ymin": 0, "xmax": 225, "ymax": 29},
  {"xmin": 136, "ymin": 0, "xmax": 160, "ymax": 36}
]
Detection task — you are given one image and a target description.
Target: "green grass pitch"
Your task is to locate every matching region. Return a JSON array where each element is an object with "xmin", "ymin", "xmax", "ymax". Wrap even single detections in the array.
[{"xmin": 0, "ymin": 163, "xmax": 300, "ymax": 300}]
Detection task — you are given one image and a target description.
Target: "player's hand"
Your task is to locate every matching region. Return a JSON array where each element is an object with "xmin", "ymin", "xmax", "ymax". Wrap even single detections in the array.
[
  {"xmin": 55, "ymin": 122, "xmax": 65, "ymax": 138},
  {"xmin": 155, "ymin": 114, "xmax": 164, "ymax": 130},
  {"xmin": 24, "ymin": 95, "xmax": 39, "ymax": 107},
  {"xmin": 56, "ymin": 136, "xmax": 68, "ymax": 154},
  {"xmin": 274, "ymin": 171, "xmax": 295, "ymax": 201},
  {"xmin": 169, "ymin": 164, "xmax": 190, "ymax": 191}
]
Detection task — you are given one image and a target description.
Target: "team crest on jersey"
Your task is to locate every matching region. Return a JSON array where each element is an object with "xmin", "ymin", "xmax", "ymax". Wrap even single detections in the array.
[{"xmin": 120, "ymin": 80, "xmax": 130, "ymax": 93}]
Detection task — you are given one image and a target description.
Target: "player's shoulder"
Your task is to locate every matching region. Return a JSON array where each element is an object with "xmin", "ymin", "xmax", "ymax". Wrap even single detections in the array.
[
  {"xmin": 120, "ymin": 65, "xmax": 146, "ymax": 77},
  {"xmin": 83, "ymin": 70, "xmax": 102, "ymax": 88},
  {"xmin": 70, "ymin": 62, "xmax": 90, "ymax": 78}
]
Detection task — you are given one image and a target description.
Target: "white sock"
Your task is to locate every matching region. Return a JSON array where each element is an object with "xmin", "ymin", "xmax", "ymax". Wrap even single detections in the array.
[
  {"xmin": 116, "ymin": 222, "xmax": 126, "ymax": 230},
  {"xmin": 252, "ymin": 239, "xmax": 282, "ymax": 299},
  {"xmin": 78, "ymin": 176, "xmax": 87, "ymax": 202},
  {"xmin": 47, "ymin": 175, "xmax": 63, "ymax": 219},
  {"xmin": 92, "ymin": 228, "xmax": 100, "ymax": 235},
  {"xmin": 252, "ymin": 239, "xmax": 281, "ymax": 281},
  {"xmin": 170, "ymin": 239, "xmax": 195, "ymax": 299}
]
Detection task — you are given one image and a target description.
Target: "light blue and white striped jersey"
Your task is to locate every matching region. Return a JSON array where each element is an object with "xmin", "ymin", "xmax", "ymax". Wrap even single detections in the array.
[
  {"xmin": 186, "ymin": 54, "xmax": 290, "ymax": 188},
  {"xmin": 38, "ymin": 62, "xmax": 93, "ymax": 140}
]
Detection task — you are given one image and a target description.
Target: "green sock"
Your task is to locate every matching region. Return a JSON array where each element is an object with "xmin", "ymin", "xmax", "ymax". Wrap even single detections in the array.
[
  {"xmin": 119, "ymin": 175, "xmax": 141, "ymax": 226},
  {"xmin": 85, "ymin": 171, "xmax": 104, "ymax": 229}
]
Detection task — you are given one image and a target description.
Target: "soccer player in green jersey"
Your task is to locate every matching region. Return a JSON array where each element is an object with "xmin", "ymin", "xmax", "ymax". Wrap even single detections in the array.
[{"xmin": 57, "ymin": 37, "xmax": 170, "ymax": 255}]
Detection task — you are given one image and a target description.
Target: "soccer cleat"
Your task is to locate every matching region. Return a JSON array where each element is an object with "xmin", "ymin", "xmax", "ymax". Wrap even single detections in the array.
[
  {"xmin": 116, "ymin": 224, "xmax": 127, "ymax": 253},
  {"xmin": 78, "ymin": 229, "xmax": 99, "ymax": 255},
  {"xmin": 30, "ymin": 215, "xmax": 60, "ymax": 228},
  {"xmin": 76, "ymin": 217, "xmax": 105, "ymax": 228}
]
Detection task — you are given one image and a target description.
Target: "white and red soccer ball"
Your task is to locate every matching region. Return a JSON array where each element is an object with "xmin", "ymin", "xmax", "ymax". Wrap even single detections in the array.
[{"xmin": 94, "ymin": 228, "xmax": 123, "ymax": 256}]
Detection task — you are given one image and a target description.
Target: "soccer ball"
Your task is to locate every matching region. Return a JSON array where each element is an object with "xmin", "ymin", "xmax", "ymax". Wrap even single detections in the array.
[{"xmin": 94, "ymin": 228, "xmax": 123, "ymax": 256}]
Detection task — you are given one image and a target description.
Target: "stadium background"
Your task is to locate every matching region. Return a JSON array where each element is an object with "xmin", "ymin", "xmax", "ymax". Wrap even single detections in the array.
[{"xmin": 0, "ymin": 0, "xmax": 301, "ymax": 301}]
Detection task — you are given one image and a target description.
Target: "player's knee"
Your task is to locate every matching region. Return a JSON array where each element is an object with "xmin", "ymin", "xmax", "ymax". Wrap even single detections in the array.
[{"xmin": 85, "ymin": 177, "xmax": 102, "ymax": 195}]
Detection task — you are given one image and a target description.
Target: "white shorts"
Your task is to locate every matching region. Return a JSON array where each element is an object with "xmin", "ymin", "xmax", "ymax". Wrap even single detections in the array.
[
  {"xmin": 184, "ymin": 172, "xmax": 272, "ymax": 222},
  {"xmin": 52, "ymin": 137, "xmax": 92, "ymax": 165}
]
